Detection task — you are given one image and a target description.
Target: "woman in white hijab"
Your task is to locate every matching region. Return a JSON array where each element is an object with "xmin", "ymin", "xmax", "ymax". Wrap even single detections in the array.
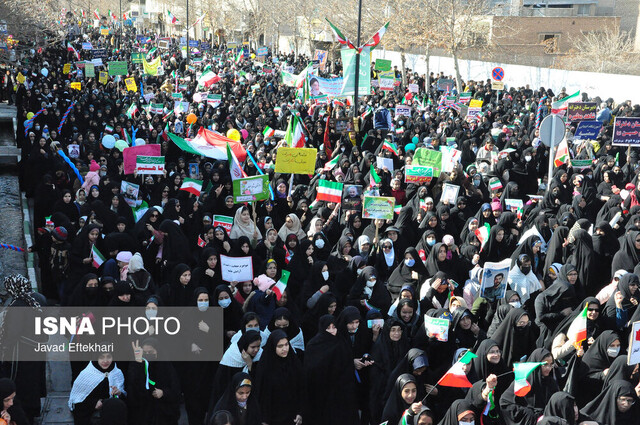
[
  {"xmin": 278, "ymin": 213, "xmax": 306, "ymax": 242},
  {"xmin": 230, "ymin": 206, "xmax": 262, "ymax": 245}
]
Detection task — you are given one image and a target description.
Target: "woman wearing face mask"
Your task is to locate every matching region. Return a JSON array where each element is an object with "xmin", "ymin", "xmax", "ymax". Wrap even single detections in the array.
[
  {"xmin": 550, "ymin": 297, "xmax": 602, "ymax": 364},
  {"xmin": 211, "ymin": 372, "xmax": 261, "ymax": 425},
  {"xmin": 387, "ymin": 247, "xmax": 429, "ymax": 301},
  {"xmin": 304, "ymin": 315, "xmax": 358, "ymax": 425},
  {"xmin": 68, "ymin": 349, "xmax": 125, "ymax": 425},
  {"xmin": 603, "ymin": 273, "xmax": 640, "ymax": 330},
  {"xmin": 346, "ymin": 266, "xmax": 392, "ymax": 318},
  {"xmin": 438, "ymin": 399, "xmax": 477, "ymax": 425},
  {"xmin": 285, "ymin": 239, "xmax": 314, "ymax": 301},
  {"xmin": 301, "ymin": 261, "xmax": 333, "ymax": 310},
  {"xmin": 212, "ymin": 285, "xmax": 243, "ymax": 345},
  {"xmin": 534, "ymin": 264, "xmax": 579, "ymax": 347},
  {"xmin": 491, "ymin": 308, "xmax": 539, "ymax": 367},
  {"xmin": 310, "ymin": 232, "xmax": 331, "ymax": 261},
  {"xmin": 581, "ymin": 380, "xmax": 640, "ymax": 425},
  {"xmin": 500, "ymin": 348, "xmax": 558, "ymax": 425},
  {"xmin": 179, "ymin": 287, "xmax": 216, "ymax": 425},
  {"xmin": 574, "ymin": 330, "xmax": 622, "ymax": 407},
  {"xmin": 69, "ymin": 273, "xmax": 103, "ymax": 307},
  {"xmin": 416, "ymin": 230, "xmax": 438, "ymax": 262}
]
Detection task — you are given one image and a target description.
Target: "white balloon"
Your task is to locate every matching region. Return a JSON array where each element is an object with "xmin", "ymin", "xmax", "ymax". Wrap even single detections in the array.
[
  {"xmin": 135, "ymin": 138, "xmax": 146, "ymax": 146},
  {"xmin": 41, "ymin": 68, "xmax": 49, "ymax": 77},
  {"xmin": 102, "ymin": 134, "xmax": 116, "ymax": 149}
]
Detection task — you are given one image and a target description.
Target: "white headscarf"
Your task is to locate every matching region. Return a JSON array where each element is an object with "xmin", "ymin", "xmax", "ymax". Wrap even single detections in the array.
[
  {"xmin": 278, "ymin": 213, "xmax": 305, "ymax": 241},
  {"xmin": 230, "ymin": 206, "xmax": 262, "ymax": 241}
]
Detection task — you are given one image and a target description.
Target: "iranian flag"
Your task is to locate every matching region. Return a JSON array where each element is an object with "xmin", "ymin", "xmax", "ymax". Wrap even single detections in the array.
[
  {"xmin": 122, "ymin": 128, "xmax": 132, "ymax": 146},
  {"xmin": 198, "ymin": 70, "xmax": 220, "ymax": 87},
  {"xmin": 382, "ymin": 141, "xmax": 400, "ymax": 156},
  {"xmin": 162, "ymin": 123, "xmax": 170, "ymax": 141},
  {"xmin": 284, "ymin": 115, "xmax": 305, "ymax": 148},
  {"xmin": 191, "ymin": 12, "xmax": 206, "ymax": 28},
  {"xmin": 126, "ymin": 103, "xmax": 139, "ymax": 119},
  {"xmin": 394, "ymin": 205, "xmax": 402, "ymax": 215},
  {"xmin": 227, "ymin": 143, "xmax": 247, "ymax": 181},
  {"xmin": 180, "ymin": 178, "xmax": 203, "ymax": 196},
  {"xmin": 475, "ymin": 224, "xmax": 491, "ymax": 249},
  {"xmin": 272, "ymin": 270, "xmax": 290, "ymax": 300},
  {"xmin": 104, "ymin": 124, "xmax": 114, "ymax": 133},
  {"xmin": 437, "ymin": 350, "xmax": 477, "ymax": 388},
  {"xmin": 489, "ymin": 179, "xmax": 503, "ymax": 191},
  {"xmin": 67, "ymin": 42, "xmax": 80, "ymax": 61},
  {"xmin": 325, "ymin": 19, "xmax": 357, "ymax": 50},
  {"xmin": 197, "ymin": 235, "xmax": 207, "ymax": 248},
  {"xmin": 323, "ymin": 156, "xmax": 340, "ymax": 171},
  {"xmin": 459, "ymin": 92, "xmax": 472, "ymax": 103},
  {"xmin": 567, "ymin": 304, "xmax": 589, "ymax": 346},
  {"xmin": 513, "ymin": 362, "xmax": 545, "ymax": 397},
  {"xmin": 234, "ymin": 51, "xmax": 243, "ymax": 64},
  {"xmin": 359, "ymin": 21, "xmax": 389, "ymax": 51},
  {"xmin": 168, "ymin": 130, "xmax": 247, "ymax": 160},
  {"xmin": 551, "ymin": 90, "xmax": 580, "ymax": 115},
  {"xmin": 91, "ymin": 245, "xmax": 106, "ymax": 268},
  {"xmin": 317, "ymin": 180, "xmax": 344, "ymax": 203},
  {"xmin": 263, "ymin": 126, "xmax": 275, "ymax": 138},
  {"xmin": 554, "ymin": 139, "xmax": 569, "ymax": 167},
  {"xmin": 93, "ymin": 8, "xmax": 100, "ymax": 19},
  {"xmin": 167, "ymin": 10, "xmax": 178, "ymax": 24},
  {"xmin": 370, "ymin": 164, "xmax": 381, "ymax": 185}
]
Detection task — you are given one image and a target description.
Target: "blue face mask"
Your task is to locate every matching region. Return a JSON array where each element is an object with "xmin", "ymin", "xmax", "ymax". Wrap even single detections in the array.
[
  {"xmin": 405, "ymin": 258, "xmax": 415, "ymax": 267},
  {"xmin": 427, "ymin": 239, "xmax": 436, "ymax": 247},
  {"xmin": 245, "ymin": 326, "xmax": 260, "ymax": 333},
  {"xmin": 218, "ymin": 298, "xmax": 231, "ymax": 308},
  {"xmin": 197, "ymin": 300, "xmax": 209, "ymax": 311}
]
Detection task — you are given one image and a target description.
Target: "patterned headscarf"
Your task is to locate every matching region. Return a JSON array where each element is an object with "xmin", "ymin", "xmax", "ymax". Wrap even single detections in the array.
[{"xmin": 4, "ymin": 274, "xmax": 41, "ymax": 309}]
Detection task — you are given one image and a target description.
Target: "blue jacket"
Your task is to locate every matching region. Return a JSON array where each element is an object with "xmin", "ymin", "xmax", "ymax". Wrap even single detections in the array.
[{"xmin": 374, "ymin": 108, "xmax": 392, "ymax": 130}]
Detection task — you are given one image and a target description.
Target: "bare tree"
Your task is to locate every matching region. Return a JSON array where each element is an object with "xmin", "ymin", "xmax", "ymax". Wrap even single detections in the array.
[
  {"xmin": 558, "ymin": 26, "xmax": 640, "ymax": 75},
  {"xmin": 422, "ymin": 0, "xmax": 493, "ymax": 92}
]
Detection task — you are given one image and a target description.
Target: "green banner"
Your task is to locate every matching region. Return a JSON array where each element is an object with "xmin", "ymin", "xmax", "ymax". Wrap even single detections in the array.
[
  {"xmin": 413, "ymin": 148, "xmax": 442, "ymax": 176},
  {"xmin": 233, "ymin": 175, "xmax": 270, "ymax": 203},
  {"xmin": 108, "ymin": 61, "xmax": 128, "ymax": 76},
  {"xmin": 375, "ymin": 58, "xmax": 392, "ymax": 71},
  {"xmin": 131, "ymin": 52, "xmax": 144, "ymax": 64},
  {"xmin": 362, "ymin": 196, "xmax": 395, "ymax": 220},
  {"xmin": 341, "ymin": 47, "xmax": 371, "ymax": 96},
  {"xmin": 404, "ymin": 165, "xmax": 434, "ymax": 183},
  {"xmin": 85, "ymin": 63, "xmax": 95, "ymax": 78}
]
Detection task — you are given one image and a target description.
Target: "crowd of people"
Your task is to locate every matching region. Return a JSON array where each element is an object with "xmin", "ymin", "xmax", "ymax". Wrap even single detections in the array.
[{"xmin": 1, "ymin": 16, "xmax": 640, "ymax": 425}]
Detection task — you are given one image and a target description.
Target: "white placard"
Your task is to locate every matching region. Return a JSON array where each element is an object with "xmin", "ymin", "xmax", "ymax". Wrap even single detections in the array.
[
  {"xmin": 220, "ymin": 255, "xmax": 254, "ymax": 282},
  {"xmin": 376, "ymin": 156, "xmax": 394, "ymax": 172}
]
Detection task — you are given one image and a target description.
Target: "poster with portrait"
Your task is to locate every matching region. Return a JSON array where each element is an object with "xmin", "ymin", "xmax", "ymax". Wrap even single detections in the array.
[
  {"xmin": 342, "ymin": 184, "xmax": 363, "ymax": 211},
  {"xmin": 121, "ymin": 181, "xmax": 140, "ymax": 208},
  {"xmin": 480, "ymin": 259, "xmax": 511, "ymax": 302},
  {"xmin": 441, "ymin": 183, "xmax": 460, "ymax": 205}
]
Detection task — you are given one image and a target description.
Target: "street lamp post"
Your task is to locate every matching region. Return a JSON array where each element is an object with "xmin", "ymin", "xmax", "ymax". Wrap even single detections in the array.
[
  {"xmin": 352, "ymin": 0, "xmax": 363, "ymax": 125},
  {"xmin": 186, "ymin": 0, "xmax": 190, "ymax": 64}
]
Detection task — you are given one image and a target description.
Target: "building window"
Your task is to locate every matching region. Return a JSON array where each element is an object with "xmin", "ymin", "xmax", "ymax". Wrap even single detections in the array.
[
  {"xmin": 540, "ymin": 33, "xmax": 560, "ymax": 53},
  {"xmin": 577, "ymin": 4, "xmax": 591, "ymax": 15}
]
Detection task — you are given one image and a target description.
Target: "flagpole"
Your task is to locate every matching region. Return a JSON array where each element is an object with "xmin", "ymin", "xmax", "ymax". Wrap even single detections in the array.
[
  {"xmin": 186, "ymin": 0, "xmax": 190, "ymax": 64},
  {"xmin": 352, "ymin": 0, "xmax": 363, "ymax": 124}
]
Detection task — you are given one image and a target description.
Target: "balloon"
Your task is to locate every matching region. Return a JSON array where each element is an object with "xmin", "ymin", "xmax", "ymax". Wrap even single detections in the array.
[
  {"xmin": 27, "ymin": 112, "xmax": 34, "ymax": 119},
  {"xmin": 240, "ymin": 129, "xmax": 249, "ymax": 140},
  {"xmin": 186, "ymin": 113, "xmax": 197, "ymax": 125},
  {"xmin": 135, "ymin": 138, "xmax": 146, "ymax": 146},
  {"xmin": 250, "ymin": 53, "xmax": 255, "ymax": 59},
  {"xmin": 115, "ymin": 140, "xmax": 128, "ymax": 152},
  {"xmin": 227, "ymin": 129, "xmax": 241, "ymax": 142},
  {"xmin": 102, "ymin": 134, "xmax": 116, "ymax": 149},
  {"xmin": 41, "ymin": 68, "xmax": 48, "ymax": 77},
  {"xmin": 193, "ymin": 93, "xmax": 202, "ymax": 103}
]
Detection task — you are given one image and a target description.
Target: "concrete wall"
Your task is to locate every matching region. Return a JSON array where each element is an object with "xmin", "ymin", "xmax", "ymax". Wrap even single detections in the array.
[{"xmin": 372, "ymin": 49, "xmax": 640, "ymax": 104}]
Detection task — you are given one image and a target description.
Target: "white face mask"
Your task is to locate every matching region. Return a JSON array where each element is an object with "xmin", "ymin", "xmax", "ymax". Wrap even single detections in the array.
[
  {"xmin": 460, "ymin": 421, "xmax": 474, "ymax": 425},
  {"xmin": 357, "ymin": 268, "xmax": 364, "ymax": 276},
  {"xmin": 145, "ymin": 309, "xmax": 157, "ymax": 319},
  {"xmin": 322, "ymin": 271, "xmax": 329, "ymax": 281},
  {"xmin": 607, "ymin": 347, "xmax": 620, "ymax": 357},
  {"xmin": 509, "ymin": 301, "xmax": 521, "ymax": 309},
  {"xmin": 525, "ymin": 155, "xmax": 532, "ymax": 162},
  {"xmin": 366, "ymin": 280, "xmax": 376, "ymax": 287},
  {"xmin": 315, "ymin": 239, "xmax": 325, "ymax": 249},
  {"xmin": 472, "ymin": 146, "xmax": 478, "ymax": 154},
  {"xmin": 197, "ymin": 300, "xmax": 209, "ymax": 311}
]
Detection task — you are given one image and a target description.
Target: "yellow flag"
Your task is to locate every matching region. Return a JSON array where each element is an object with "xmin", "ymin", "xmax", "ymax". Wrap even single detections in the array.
[
  {"xmin": 125, "ymin": 77, "xmax": 137, "ymax": 92},
  {"xmin": 63, "ymin": 64, "xmax": 71, "ymax": 74},
  {"xmin": 143, "ymin": 56, "xmax": 161, "ymax": 76},
  {"xmin": 16, "ymin": 73, "xmax": 25, "ymax": 84},
  {"xmin": 70, "ymin": 82, "xmax": 82, "ymax": 90},
  {"xmin": 99, "ymin": 71, "xmax": 108, "ymax": 85},
  {"xmin": 469, "ymin": 99, "xmax": 483, "ymax": 108}
]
